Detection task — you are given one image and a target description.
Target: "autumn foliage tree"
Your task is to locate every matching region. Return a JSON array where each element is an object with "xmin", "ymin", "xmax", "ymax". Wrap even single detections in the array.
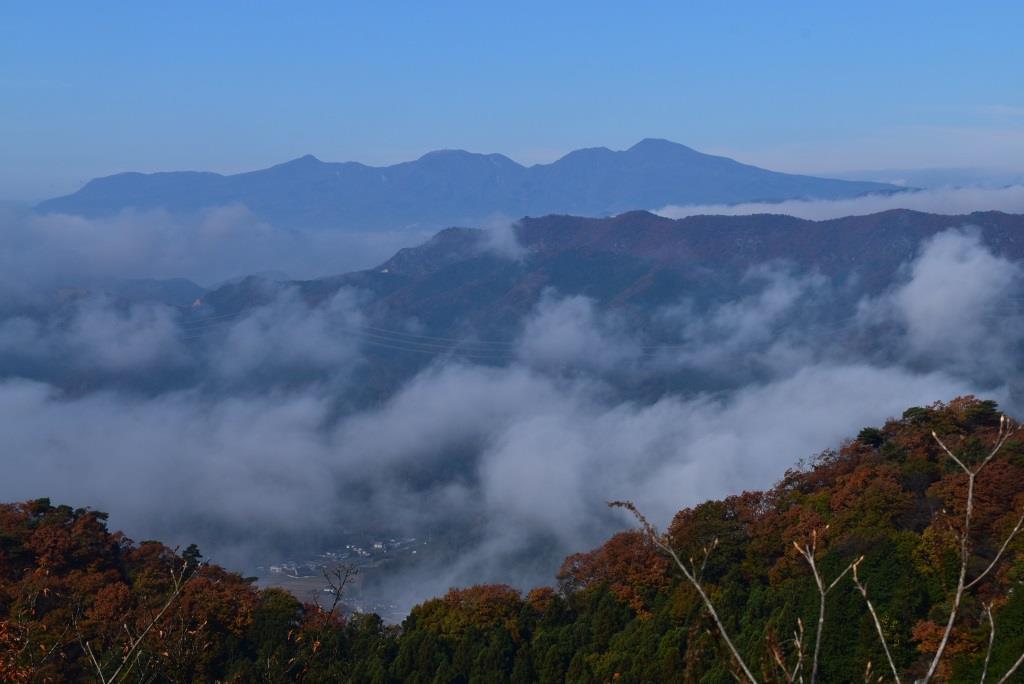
[{"xmin": 616, "ymin": 397, "xmax": 1024, "ymax": 682}]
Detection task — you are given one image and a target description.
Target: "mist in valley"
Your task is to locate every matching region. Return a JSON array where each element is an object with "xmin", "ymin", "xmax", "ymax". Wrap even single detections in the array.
[{"xmin": 2, "ymin": 196, "xmax": 1022, "ymax": 613}]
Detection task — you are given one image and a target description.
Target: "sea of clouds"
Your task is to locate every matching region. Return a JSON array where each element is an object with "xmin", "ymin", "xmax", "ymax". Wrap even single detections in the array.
[
  {"xmin": 657, "ymin": 184, "xmax": 1024, "ymax": 221},
  {"xmin": 1, "ymin": 195, "xmax": 1022, "ymax": 611}
]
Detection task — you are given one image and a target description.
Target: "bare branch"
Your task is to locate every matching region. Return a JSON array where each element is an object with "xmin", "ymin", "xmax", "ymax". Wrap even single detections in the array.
[
  {"xmin": 698, "ymin": 538, "xmax": 719, "ymax": 583},
  {"xmin": 980, "ymin": 603, "xmax": 995, "ymax": 684},
  {"xmin": 794, "ymin": 617, "xmax": 805, "ymax": 683},
  {"xmin": 768, "ymin": 641, "xmax": 794, "ymax": 683},
  {"xmin": 73, "ymin": 559, "xmax": 198, "ymax": 684},
  {"xmin": 984, "ymin": 416, "xmax": 1015, "ymax": 467},
  {"xmin": 932, "ymin": 431, "xmax": 969, "ymax": 474},
  {"xmin": 922, "ymin": 418, "xmax": 1017, "ymax": 683},
  {"xmin": 765, "ymin": 614, "xmax": 802, "ymax": 684},
  {"xmin": 966, "ymin": 505, "xmax": 1024, "ymax": 590},
  {"xmin": 768, "ymin": 618, "xmax": 805, "ymax": 683},
  {"xmin": 320, "ymin": 564, "xmax": 358, "ymax": 617},
  {"xmin": 922, "ymin": 480, "xmax": 970, "ymax": 680},
  {"xmin": 996, "ymin": 648, "xmax": 1024, "ymax": 684},
  {"xmin": 794, "ymin": 526, "xmax": 854, "ymax": 684},
  {"xmin": 851, "ymin": 558, "xmax": 901, "ymax": 684},
  {"xmin": 610, "ymin": 500, "xmax": 760, "ymax": 684},
  {"xmin": 85, "ymin": 642, "xmax": 108, "ymax": 684},
  {"xmin": 827, "ymin": 563, "xmax": 854, "ymax": 593},
  {"xmin": 73, "ymin": 612, "xmax": 110, "ymax": 684},
  {"xmin": 104, "ymin": 561, "xmax": 197, "ymax": 683}
]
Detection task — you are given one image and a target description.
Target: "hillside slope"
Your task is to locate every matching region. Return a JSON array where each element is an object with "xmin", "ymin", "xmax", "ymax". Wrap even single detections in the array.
[{"xmin": 198, "ymin": 208, "xmax": 1024, "ymax": 359}]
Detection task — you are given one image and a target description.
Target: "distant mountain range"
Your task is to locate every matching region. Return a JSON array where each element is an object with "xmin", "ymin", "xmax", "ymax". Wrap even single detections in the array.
[
  {"xmin": 36, "ymin": 139, "xmax": 900, "ymax": 230},
  {"xmin": 58, "ymin": 207, "xmax": 1023, "ymax": 330},
  {"xmin": 183, "ymin": 209, "xmax": 1022, "ymax": 397},
  {"xmin": 8, "ymin": 208, "xmax": 1024, "ymax": 401}
]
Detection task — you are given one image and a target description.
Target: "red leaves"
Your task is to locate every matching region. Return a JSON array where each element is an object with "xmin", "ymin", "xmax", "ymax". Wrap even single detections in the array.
[
  {"xmin": 526, "ymin": 586, "xmax": 557, "ymax": 614},
  {"xmin": 0, "ymin": 620, "xmax": 32, "ymax": 683},
  {"xmin": 410, "ymin": 584, "xmax": 525, "ymax": 640},
  {"xmin": 0, "ymin": 501, "xmax": 260, "ymax": 680},
  {"xmin": 557, "ymin": 530, "xmax": 670, "ymax": 614},
  {"xmin": 829, "ymin": 462, "xmax": 912, "ymax": 530}
]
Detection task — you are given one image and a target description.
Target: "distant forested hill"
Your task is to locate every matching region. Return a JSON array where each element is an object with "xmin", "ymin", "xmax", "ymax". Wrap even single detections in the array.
[
  {"xmin": 12, "ymin": 208, "xmax": 1024, "ymax": 402},
  {"xmin": 189, "ymin": 208, "xmax": 1024, "ymax": 398}
]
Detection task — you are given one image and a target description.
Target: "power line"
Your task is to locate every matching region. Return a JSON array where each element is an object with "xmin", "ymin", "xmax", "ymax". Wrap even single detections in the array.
[
  {"xmin": 175, "ymin": 316, "xmax": 520, "ymax": 358},
  {"xmin": 173, "ymin": 301, "xmax": 1024, "ymax": 359}
]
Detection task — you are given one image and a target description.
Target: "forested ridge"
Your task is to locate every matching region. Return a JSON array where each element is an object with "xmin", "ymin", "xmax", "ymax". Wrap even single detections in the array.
[{"xmin": 3, "ymin": 396, "xmax": 1024, "ymax": 682}]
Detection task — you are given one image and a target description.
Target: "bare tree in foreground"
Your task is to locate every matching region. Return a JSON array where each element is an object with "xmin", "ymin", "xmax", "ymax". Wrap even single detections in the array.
[
  {"xmin": 851, "ymin": 557, "xmax": 902, "ymax": 684},
  {"xmin": 792, "ymin": 527, "xmax": 856, "ymax": 684},
  {"xmin": 317, "ymin": 563, "xmax": 358, "ymax": 620},
  {"xmin": 75, "ymin": 554, "xmax": 199, "ymax": 684},
  {"xmin": 609, "ymin": 500, "xmax": 761, "ymax": 684},
  {"xmin": 287, "ymin": 563, "xmax": 358, "ymax": 675},
  {"xmin": 856, "ymin": 415, "xmax": 1024, "ymax": 683},
  {"xmin": 766, "ymin": 616, "xmax": 805, "ymax": 683},
  {"xmin": 614, "ymin": 414, "xmax": 1024, "ymax": 683}
]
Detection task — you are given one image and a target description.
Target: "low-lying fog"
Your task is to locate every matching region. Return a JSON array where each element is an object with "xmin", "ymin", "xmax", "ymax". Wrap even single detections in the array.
[{"xmin": 2, "ymin": 188, "xmax": 1023, "ymax": 613}]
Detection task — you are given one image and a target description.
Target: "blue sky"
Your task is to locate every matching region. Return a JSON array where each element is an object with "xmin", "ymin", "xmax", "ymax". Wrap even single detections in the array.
[{"xmin": 3, "ymin": 1, "xmax": 1023, "ymax": 199}]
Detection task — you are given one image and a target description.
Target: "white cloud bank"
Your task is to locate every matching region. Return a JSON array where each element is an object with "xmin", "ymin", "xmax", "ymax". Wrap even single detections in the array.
[
  {"xmin": 656, "ymin": 185, "xmax": 1024, "ymax": 221},
  {"xmin": 0, "ymin": 205, "xmax": 432, "ymax": 287},
  {"xmin": 0, "ymin": 226, "xmax": 1019, "ymax": 612}
]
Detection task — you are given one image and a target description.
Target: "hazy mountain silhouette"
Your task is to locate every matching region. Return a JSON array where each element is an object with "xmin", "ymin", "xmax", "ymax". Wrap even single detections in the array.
[{"xmin": 36, "ymin": 139, "xmax": 899, "ymax": 230}]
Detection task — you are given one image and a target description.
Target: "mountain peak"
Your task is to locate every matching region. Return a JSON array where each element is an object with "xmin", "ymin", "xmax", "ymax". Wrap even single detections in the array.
[
  {"xmin": 269, "ymin": 154, "xmax": 325, "ymax": 171},
  {"xmin": 417, "ymin": 148, "xmax": 477, "ymax": 161},
  {"xmin": 627, "ymin": 138, "xmax": 698, "ymax": 155}
]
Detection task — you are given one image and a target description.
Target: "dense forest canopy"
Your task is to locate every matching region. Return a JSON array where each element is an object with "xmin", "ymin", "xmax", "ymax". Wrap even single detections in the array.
[{"xmin": 3, "ymin": 396, "xmax": 1024, "ymax": 682}]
